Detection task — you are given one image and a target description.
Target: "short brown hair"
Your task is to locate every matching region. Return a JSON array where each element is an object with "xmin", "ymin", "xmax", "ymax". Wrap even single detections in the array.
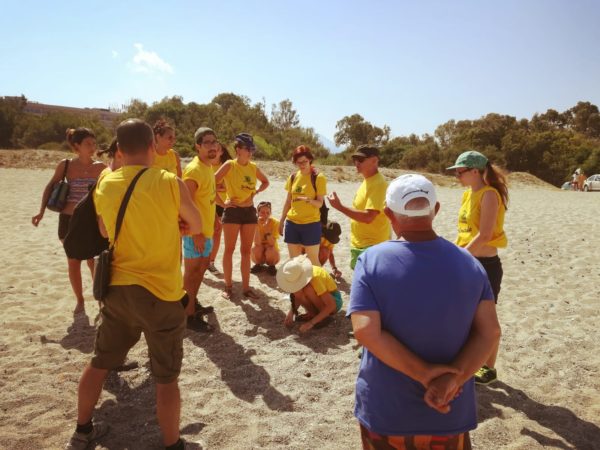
[{"xmin": 117, "ymin": 119, "xmax": 154, "ymax": 155}]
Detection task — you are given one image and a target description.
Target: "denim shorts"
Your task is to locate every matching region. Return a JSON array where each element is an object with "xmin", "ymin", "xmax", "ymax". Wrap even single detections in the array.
[
  {"xmin": 331, "ymin": 290, "xmax": 343, "ymax": 312},
  {"xmin": 284, "ymin": 220, "xmax": 321, "ymax": 246},
  {"xmin": 183, "ymin": 236, "xmax": 213, "ymax": 259}
]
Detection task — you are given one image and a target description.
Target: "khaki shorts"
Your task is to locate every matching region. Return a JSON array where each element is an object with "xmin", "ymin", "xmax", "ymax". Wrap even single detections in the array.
[{"xmin": 91, "ymin": 285, "xmax": 186, "ymax": 384}]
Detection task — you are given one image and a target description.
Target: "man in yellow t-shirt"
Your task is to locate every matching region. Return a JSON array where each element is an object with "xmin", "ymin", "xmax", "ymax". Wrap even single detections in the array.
[
  {"xmin": 67, "ymin": 119, "xmax": 203, "ymax": 450},
  {"xmin": 328, "ymin": 145, "xmax": 390, "ymax": 269},
  {"xmin": 182, "ymin": 127, "xmax": 219, "ymax": 332}
]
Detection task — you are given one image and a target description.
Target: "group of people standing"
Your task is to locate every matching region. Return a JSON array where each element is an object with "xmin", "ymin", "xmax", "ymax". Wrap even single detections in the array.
[{"xmin": 32, "ymin": 117, "xmax": 509, "ymax": 450}]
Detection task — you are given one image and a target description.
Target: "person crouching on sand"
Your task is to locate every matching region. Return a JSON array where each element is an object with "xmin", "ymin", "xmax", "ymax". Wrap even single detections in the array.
[
  {"xmin": 277, "ymin": 255, "xmax": 343, "ymax": 333},
  {"xmin": 250, "ymin": 201, "xmax": 281, "ymax": 275}
]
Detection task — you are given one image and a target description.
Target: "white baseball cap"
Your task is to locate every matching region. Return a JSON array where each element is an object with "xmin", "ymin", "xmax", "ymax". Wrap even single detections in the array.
[{"xmin": 386, "ymin": 174, "xmax": 437, "ymax": 217}]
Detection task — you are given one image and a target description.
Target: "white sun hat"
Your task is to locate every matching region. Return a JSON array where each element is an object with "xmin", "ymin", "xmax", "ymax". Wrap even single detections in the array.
[{"xmin": 276, "ymin": 254, "xmax": 313, "ymax": 293}]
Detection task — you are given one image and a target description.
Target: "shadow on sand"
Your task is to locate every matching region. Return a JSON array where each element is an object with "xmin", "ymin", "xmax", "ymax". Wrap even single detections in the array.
[
  {"xmin": 478, "ymin": 381, "xmax": 600, "ymax": 450},
  {"xmin": 41, "ymin": 311, "xmax": 96, "ymax": 354}
]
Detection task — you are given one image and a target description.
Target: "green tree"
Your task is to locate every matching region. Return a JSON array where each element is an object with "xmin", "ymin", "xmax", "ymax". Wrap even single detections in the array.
[
  {"xmin": 334, "ymin": 114, "xmax": 390, "ymax": 149},
  {"xmin": 271, "ymin": 99, "xmax": 300, "ymax": 130}
]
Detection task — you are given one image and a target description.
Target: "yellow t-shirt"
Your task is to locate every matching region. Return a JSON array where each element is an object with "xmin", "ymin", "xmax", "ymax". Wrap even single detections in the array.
[
  {"xmin": 152, "ymin": 148, "xmax": 179, "ymax": 174},
  {"xmin": 183, "ymin": 156, "xmax": 216, "ymax": 238},
  {"xmin": 257, "ymin": 217, "xmax": 280, "ymax": 250},
  {"xmin": 284, "ymin": 170, "xmax": 327, "ymax": 224},
  {"xmin": 212, "ymin": 164, "xmax": 227, "ymax": 204},
  {"xmin": 94, "ymin": 166, "xmax": 184, "ymax": 301},
  {"xmin": 309, "ymin": 266, "xmax": 337, "ymax": 296},
  {"xmin": 456, "ymin": 186, "xmax": 507, "ymax": 248},
  {"xmin": 350, "ymin": 172, "xmax": 390, "ymax": 249},
  {"xmin": 223, "ymin": 160, "xmax": 257, "ymax": 203}
]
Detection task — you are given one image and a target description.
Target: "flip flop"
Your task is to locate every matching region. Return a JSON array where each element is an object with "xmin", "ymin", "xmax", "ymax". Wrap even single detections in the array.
[{"xmin": 243, "ymin": 289, "xmax": 260, "ymax": 299}]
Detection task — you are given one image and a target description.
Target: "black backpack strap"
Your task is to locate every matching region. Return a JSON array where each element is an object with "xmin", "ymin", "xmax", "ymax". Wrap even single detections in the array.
[{"xmin": 112, "ymin": 168, "xmax": 148, "ymax": 247}]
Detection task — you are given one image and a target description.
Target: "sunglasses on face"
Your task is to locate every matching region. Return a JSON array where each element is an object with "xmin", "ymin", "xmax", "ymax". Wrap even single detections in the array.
[
  {"xmin": 201, "ymin": 139, "xmax": 218, "ymax": 146},
  {"xmin": 352, "ymin": 156, "xmax": 367, "ymax": 163},
  {"xmin": 455, "ymin": 168, "xmax": 472, "ymax": 177}
]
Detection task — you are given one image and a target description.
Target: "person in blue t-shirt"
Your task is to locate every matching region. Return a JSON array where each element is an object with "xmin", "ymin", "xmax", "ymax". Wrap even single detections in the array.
[{"xmin": 347, "ymin": 174, "xmax": 501, "ymax": 450}]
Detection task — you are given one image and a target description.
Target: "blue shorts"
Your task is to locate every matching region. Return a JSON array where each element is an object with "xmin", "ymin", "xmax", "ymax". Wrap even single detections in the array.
[
  {"xmin": 331, "ymin": 290, "xmax": 343, "ymax": 312},
  {"xmin": 284, "ymin": 220, "xmax": 321, "ymax": 246},
  {"xmin": 183, "ymin": 236, "xmax": 213, "ymax": 259}
]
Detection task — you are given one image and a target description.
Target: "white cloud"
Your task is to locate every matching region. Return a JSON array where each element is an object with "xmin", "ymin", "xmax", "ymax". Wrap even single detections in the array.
[
  {"xmin": 112, "ymin": 50, "xmax": 119, "ymax": 59},
  {"xmin": 130, "ymin": 43, "xmax": 174, "ymax": 75}
]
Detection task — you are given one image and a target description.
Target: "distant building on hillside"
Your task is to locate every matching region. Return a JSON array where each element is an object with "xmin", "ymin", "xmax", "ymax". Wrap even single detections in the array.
[{"xmin": 6, "ymin": 97, "xmax": 122, "ymax": 127}]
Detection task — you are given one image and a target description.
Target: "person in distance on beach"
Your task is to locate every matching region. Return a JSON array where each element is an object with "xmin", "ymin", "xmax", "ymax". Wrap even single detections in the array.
[
  {"xmin": 447, "ymin": 150, "xmax": 509, "ymax": 385},
  {"xmin": 32, "ymin": 127, "xmax": 106, "ymax": 313},
  {"xmin": 65, "ymin": 119, "xmax": 202, "ymax": 450}
]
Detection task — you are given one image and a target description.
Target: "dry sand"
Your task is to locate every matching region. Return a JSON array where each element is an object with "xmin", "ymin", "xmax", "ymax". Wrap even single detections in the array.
[{"xmin": 0, "ymin": 151, "xmax": 599, "ymax": 449}]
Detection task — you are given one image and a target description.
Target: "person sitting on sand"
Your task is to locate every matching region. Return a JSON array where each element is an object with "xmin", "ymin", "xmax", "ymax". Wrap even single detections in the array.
[
  {"xmin": 277, "ymin": 255, "xmax": 343, "ymax": 333},
  {"xmin": 251, "ymin": 201, "xmax": 280, "ymax": 275},
  {"xmin": 319, "ymin": 221, "xmax": 342, "ymax": 280},
  {"xmin": 32, "ymin": 127, "xmax": 106, "ymax": 314}
]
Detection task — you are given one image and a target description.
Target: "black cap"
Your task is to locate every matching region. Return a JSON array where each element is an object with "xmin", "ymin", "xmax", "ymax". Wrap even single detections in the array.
[{"xmin": 322, "ymin": 221, "xmax": 342, "ymax": 244}]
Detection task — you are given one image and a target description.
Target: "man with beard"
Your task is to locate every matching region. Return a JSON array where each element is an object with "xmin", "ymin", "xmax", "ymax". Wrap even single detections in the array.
[{"xmin": 182, "ymin": 127, "xmax": 219, "ymax": 332}]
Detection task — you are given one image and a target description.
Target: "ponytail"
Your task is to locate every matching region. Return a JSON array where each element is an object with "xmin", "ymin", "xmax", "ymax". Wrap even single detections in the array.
[{"xmin": 483, "ymin": 162, "xmax": 509, "ymax": 209}]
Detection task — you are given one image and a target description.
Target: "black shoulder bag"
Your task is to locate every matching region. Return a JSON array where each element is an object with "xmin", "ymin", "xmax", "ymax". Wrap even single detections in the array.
[
  {"xmin": 47, "ymin": 159, "xmax": 70, "ymax": 212},
  {"xmin": 93, "ymin": 168, "xmax": 148, "ymax": 301}
]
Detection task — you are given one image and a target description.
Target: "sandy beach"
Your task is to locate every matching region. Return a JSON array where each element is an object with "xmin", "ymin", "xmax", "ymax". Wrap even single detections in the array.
[{"xmin": 0, "ymin": 151, "xmax": 599, "ymax": 449}]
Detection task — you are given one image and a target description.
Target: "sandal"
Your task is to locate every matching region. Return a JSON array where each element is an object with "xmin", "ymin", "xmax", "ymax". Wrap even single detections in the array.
[
  {"xmin": 243, "ymin": 289, "xmax": 260, "ymax": 299},
  {"xmin": 222, "ymin": 286, "xmax": 233, "ymax": 300}
]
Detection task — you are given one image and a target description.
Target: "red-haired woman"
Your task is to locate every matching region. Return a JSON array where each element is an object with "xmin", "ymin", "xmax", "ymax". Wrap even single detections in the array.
[{"xmin": 278, "ymin": 145, "xmax": 326, "ymax": 266}]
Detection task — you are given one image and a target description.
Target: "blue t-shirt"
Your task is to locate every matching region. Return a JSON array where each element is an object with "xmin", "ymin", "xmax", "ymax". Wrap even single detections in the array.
[{"xmin": 347, "ymin": 237, "xmax": 494, "ymax": 436}]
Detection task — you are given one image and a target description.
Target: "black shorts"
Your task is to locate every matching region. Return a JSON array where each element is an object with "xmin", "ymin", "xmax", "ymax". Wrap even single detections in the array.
[
  {"xmin": 58, "ymin": 213, "xmax": 71, "ymax": 240},
  {"xmin": 215, "ymin": 205, "xmax": 224, "ymax": 218},
  {"xmin": 221, "ymin": 206, "xmax": 257, "ymax": 225},
  {"xmin": 476, "ymin": 256, "xmax": 503, "ymax": 303}
]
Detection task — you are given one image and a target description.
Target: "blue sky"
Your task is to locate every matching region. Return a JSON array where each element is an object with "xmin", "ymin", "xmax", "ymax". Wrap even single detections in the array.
[{"xmin": 2, "ymin": 1, "xmax": 599, "ymax": 142}]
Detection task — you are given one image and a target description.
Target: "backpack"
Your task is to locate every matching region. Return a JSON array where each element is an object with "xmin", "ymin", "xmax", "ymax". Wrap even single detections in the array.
[
  {"xmin": 63, "ymin": 182, "xmax": 109, "ymax": 260},
  {"xmin": 290, "ymin": 169, "xmax": 329, "ymax": 225}
]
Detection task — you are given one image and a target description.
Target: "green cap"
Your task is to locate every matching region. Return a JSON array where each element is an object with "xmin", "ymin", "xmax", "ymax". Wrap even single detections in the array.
[{"xmin": 446, "ymin": 150, "xmax": 488, "ymax": 170}]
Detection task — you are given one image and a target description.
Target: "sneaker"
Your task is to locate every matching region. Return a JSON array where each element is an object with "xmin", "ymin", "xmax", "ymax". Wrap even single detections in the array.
[
  {"xmin": 250, "ymin": 264, "xmax": 264, "ymax": 274},
  {"xmin": 65, "ymin": 421, "xmax": 109, "ymax": 449},
  {"xmin": 207, "ymin": 262, "xmax": 218, "ymax": 273},
  {"xmin": 474, "ymin": 365, "xmax": 497, "ymax": 385},
  {"xmin": 187, "ymin": 316, "xmax": 213, "ymax": 333},
  {"xmin": 266, "ymin": 265, "xmax": 277, "ymax": 276}
]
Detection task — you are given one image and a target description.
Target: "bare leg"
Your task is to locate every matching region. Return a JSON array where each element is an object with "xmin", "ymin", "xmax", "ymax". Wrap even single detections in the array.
[
  {"xmin": 67, "ymin": 257, "xmax": 85, "ymax": 311},
  {"xmin": 210, "ymin": 216, "xmax": 222, "ymax": 264},
  {"xmin": 265, "ymin": 247, "xmax": 280, "ymax": 265},
  {"xmin": 486, "ymin": 341, "xmax": 500, "ymax": 368},
  {"xmin": 287, "ymin": 243, "xmax": 303, "ymax": 259},
  {"xmin": 240, "ymin": 224, "xmax": 256, "ymax": 291},
  {"xmin": 86, "ymin": 258, "xmax": 95, "ymax": 279},
  {"xmin": 319, "ymin": 246, "xmax": 330, "ymax": 266},
  {"xmin": 222, "ymin": 223, "xmax": 240, "ymax": 291},
  {"xmin": 293, "ymin": 290, "xmax": 319, "ymax": 318},
  {"xmin": 251, "ymin": 245, "xmax": 266, "ymax": 265},
  {"xmin": 304, "ymin": 244, "xmax": 321, "ymax": 266},
  {"xmin": 156, "ymin": 380, "xmax": 181, "ymax": 447},
  {"xmin": 76, "ymin": 364, "xmax": 109, "ymax": 425},
  {"xmin": 183, "ymin": 257, "xmax": 210, "ymax": 316}
]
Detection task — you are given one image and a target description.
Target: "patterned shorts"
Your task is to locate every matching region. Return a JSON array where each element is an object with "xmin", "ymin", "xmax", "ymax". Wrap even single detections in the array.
[{"xmin": 359, "ymin": 423, "xmax": 472, "ymax": 450}]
